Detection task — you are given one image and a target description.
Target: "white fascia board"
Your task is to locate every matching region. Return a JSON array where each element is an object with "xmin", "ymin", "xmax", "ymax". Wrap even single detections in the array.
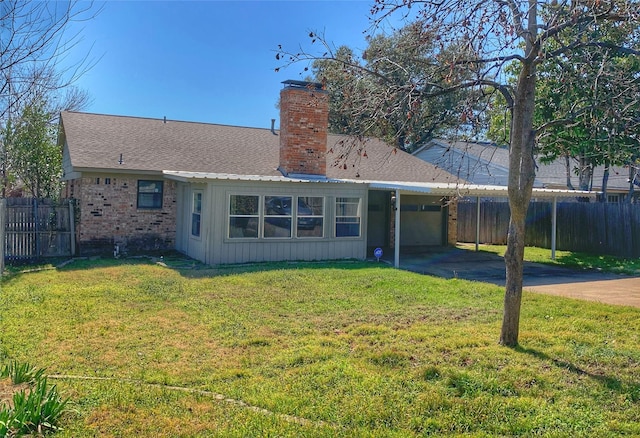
[
  {"xmin": 163, "ymin": 171, "xmax": 597, "ymax": 199},
  {"xmin": 162, "ymin": 170, "xmax": 347, "ymax": 185}
]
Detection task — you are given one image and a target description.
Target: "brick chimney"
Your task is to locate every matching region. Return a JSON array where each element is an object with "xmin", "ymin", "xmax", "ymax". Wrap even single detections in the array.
[{"xmin": 279, "ymin": 80, "xmax": 329, "ymax": 177}]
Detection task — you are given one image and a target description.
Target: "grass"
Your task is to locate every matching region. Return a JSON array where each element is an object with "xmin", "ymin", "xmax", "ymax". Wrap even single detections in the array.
[
  {"xmin": 0, "ymin": 257, "xmax": 639, "ymax": 436},
  {"xmin": 460, "ymin": 243, "xmax": 640, "ymax": 275}
]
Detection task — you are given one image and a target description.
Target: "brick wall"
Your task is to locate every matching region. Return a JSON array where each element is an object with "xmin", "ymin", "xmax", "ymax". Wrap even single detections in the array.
[
  {"xmin": 69, "ymin": 175, "xmax": 177, "ymax": 255},
  {"xmin": 279, "ymin": 83, "xmax": 329, "ymax": 176}
]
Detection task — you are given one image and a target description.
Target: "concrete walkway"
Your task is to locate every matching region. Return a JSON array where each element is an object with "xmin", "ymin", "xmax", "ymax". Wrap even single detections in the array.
[{"xmin": 388, "ymin": 247, "xmax": 640, "ymax": 308}]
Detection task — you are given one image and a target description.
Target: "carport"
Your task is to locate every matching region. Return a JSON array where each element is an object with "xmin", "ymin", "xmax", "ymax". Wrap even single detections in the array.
[{"xmin": 367, "ymin": 181, "xmax": 596, "ymax": 268}]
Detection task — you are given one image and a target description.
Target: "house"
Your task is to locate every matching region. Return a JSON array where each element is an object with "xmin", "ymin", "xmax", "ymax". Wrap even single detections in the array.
[
  {"xmin": 413, "ymin": 139, "xmax": 637, "ymax": 202},
  {"xmin": 60, "ymin": 82, "xmax": 593, "ymax": 265},
  {"xmin": 61, "ymin": 80, "xmax": 480, "ymax": 265}
]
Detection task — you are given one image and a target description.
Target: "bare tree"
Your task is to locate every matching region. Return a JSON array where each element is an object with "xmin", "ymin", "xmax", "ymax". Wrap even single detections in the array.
[
  {"xmin": 278, "ymin": 0, "xmax": 639, "ymax": 346},
  {"xmin": 0, "ymin": 0, "xmax": 97, "ymax": 197}
]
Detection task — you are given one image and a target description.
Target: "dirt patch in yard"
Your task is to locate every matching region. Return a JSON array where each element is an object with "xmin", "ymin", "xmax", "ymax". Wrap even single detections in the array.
[{"xmin": 0, "ymin": 378, "xmax": 28, "ymax": 408}]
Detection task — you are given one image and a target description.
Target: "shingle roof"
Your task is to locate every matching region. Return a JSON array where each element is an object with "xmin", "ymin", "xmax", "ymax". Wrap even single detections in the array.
[
  {"xmin": 414, "ymin": 139, "xmax": 632, "ymax": 191},
  {"xmin": 61, "ymin": 111, "xmax": 460, "ymax": 184}
]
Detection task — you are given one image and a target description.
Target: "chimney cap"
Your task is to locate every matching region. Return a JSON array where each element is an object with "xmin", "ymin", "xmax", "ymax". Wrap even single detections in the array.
[{"xmin": 282, "ymin": 79, "xmax": 324, "ymax": 91}]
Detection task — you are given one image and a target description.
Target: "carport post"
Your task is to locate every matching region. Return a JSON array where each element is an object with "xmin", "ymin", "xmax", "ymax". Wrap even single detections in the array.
[
  {"xmin": 551, "ymin": 196, "xmax": 557, "ymax": 260},
  {"xmin": 475, "ymin": 196, "xmax": 480, "ymax": 251},
  {"xmin": 394, "ymin": 190, "xmax": 400, "ymax": 268}
]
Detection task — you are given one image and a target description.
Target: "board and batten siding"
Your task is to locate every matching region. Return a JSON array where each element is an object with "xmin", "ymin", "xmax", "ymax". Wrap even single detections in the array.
[
  {"xmin": 175, "ymin": 182, "xmax": 209, "ymax": 264},
  {"xmin": 175, "ymin": 179, "xmax": 369, "ymax": 265}
]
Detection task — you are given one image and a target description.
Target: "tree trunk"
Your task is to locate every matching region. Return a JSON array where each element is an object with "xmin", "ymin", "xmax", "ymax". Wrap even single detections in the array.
[
  {"xmin": 578, "ymin": 153, "xmax": 592, "ymax": 191},
  {"xmin": 502, "ymin": 215, "xmax": 526, "ymax": 346},
  {"xmin": 628, "ymin": 164, "xmax": 636, "ymax": 203},
  {"xmin": 564, "ymin": 154, "xmax": 575, "ymax": 190},
  {"xmin": 601, "ymin": 159, "xmax": 610, "ymax": 202},
  {"xmin": 500, "ymin": 2, "xmax": 538, "ymax": 347}
]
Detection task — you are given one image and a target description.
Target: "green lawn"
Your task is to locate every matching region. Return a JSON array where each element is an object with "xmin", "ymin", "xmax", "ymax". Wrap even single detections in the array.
[
  {"xmin": 459, "ymin": 243, "xmax": 640, "ymax": 275},
  {"xmin": 1, "ymin": 258, "xmax": 639, "ymax": 436}
]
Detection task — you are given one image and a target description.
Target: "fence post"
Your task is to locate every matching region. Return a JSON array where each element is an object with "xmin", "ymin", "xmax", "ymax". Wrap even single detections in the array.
[
  {"xmin": 0, "ymin": 198, "xmax": 5, "ymax": 275},
  {"xmin": 32, "ymin": 197, "xmax": 39, "ymax": 257},
  {"xmin": 69, "ymin": 199, "xmax": 76, "ymax": 256}
]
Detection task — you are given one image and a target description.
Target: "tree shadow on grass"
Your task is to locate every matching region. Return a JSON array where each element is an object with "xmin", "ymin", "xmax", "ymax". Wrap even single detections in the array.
[
  {"xmin": 516, "ymin": 345, "xmax": 640, "ymax": 401},
  {"xmin": 1, "ymin": 253, "xmax": 388, "ymax": 282},
  {"xmin": 553, "ymin": 253, "xmax": 640, "ymax": 276}
]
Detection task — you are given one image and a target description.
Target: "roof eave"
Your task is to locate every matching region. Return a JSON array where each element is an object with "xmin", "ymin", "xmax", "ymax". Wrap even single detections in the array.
[
  {"xmin": 162, "ymin": 171, "xmax": 598, "ymax": 199},
  {"xmin": 66, "ymin": 167, "xmax": 165, "ymax": 177}
]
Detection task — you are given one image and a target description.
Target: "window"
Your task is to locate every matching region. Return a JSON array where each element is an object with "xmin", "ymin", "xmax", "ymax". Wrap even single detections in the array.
[
  {"xmin": 264, "ymin": 196, "xmax": 292, "ymax": 238},
  {"xmin": 191, "ymin": 191, "xmax": 202, "ymax": 237},
  {"xmin": 137, "ymin": 180, "xmax": 163, "ymax": 209},
  {"xmin": 297, "ymin": 196, "xmax": 323, "ymax": 237},
  {"xmin": 335, "ymin": 197, "xmax": 361, "ymax": 237},
  {"xmin": 229, "ymin": 195, "xmax": 259, "ymax": 238},
  {"xmin": 228, "ymin": 194, "xmax": 327, "ymax": 240}
]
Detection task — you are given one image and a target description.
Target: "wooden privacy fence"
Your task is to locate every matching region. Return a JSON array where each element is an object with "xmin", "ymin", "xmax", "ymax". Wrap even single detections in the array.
[
  {"xmin": 458, "ymin": 200, "xmax": 640, "ymax": 258},
  {"xmin": 1, "ymin": 198, "xmax": 76, "ymax": 263}
]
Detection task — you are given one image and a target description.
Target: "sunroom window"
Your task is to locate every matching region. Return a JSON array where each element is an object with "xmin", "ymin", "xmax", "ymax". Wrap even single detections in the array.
[
  {"xmin": 191, "ymin": 191, "xmax": 202, "ymax": 237},
  {"xmin": 297, "ymin": 196, "xmax": 324, "ymax": 238},
  {"xmin": 264, "ymin": 196, "xmax": 292, "ymax": 238},
  {"xmin": 229, "ymin": 195, "xmax": 259, "ymax": 238},
  {"xmin": 335, "ymin": 197, "xmax": 361, "ymax": 237}
]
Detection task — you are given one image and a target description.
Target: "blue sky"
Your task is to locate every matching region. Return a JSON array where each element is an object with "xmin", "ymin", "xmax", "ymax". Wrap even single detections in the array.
[{"xmin": 67, "ymin": 1, "xmax": 379, "ymax": 129}]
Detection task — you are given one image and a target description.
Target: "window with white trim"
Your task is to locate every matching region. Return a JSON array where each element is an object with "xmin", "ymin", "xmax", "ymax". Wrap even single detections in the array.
[
  {"xmin": 335, "ymin": 197, "xmax": 361, "ymax": 237},
  {"xmin": 264, "ymin": 196, "xmax": 292, "ymax": 238},
  {"xmin": 228, "ymin": 194, "xmax": 327, "ymax": 240},
  {"xmin": 297, "ymin": 196, "xmax": 324, "ymax": 237},
  {"xmin": 229, "ymin": 195, "xmax": 259, "ymax": 238},
  {"xmin": 191, "ymin": 191, "xmax": 202, "ymax": 237}
]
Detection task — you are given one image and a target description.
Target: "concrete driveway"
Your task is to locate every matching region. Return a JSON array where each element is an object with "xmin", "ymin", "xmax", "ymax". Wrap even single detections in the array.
[{"xmin": 387, "ymin": 247, "xmax": 640, "ymax": 308}]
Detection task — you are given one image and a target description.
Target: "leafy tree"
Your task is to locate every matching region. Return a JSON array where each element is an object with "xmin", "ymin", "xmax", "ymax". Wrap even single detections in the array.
[
  {"xmin": 487, "ymin": 19, "xmax": 640, "ymax": 198},
  {"xmin": 8, "ymin": 100, "xmax": 61, "ymax": 198},
  {"xmin": 307, "ymin": 24, "xmax": 480, "ymax": 151},
  {"xmin": 278, "ymin": 0, "xmax": 640, "ymax": 346}
]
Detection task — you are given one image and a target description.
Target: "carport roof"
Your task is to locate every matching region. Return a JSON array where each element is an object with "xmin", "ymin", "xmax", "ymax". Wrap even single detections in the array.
[
  {"xmin": 163, "ymin": 170, "xmax": 597, "ymax": 199},
  {"xmin": 365, "ymin": 181, "xmax": 596, "ymax": 198}
]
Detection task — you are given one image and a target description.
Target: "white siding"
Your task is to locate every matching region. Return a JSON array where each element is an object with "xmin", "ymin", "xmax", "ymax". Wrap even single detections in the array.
[
  {"xmin": 175, "ymin": 183, "xmax": 189, "ymax": 253},
  {"xmin": 177, "ymin": 179, "xmax": 368, "ymax": 265},
  {"xmin": 175, "ymin": 182, "xmax": 209, "ymax": 263},
  {"xmin": 61, "ymin": 141, "xmax": 81, "ymax": 181}
]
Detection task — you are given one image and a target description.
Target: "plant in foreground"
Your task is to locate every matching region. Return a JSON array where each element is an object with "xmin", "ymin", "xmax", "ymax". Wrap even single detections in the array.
[
  {"xmin": 1, "ymin": 361, "xmax": 45, "ymax": 385},
  {"xmin": 0, "ymin": 363, "xmax": 69, "ymax": 436}
]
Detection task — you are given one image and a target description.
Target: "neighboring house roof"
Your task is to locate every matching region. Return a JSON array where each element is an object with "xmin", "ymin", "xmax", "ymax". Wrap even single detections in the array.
[
  {"xmin": 61, "ymin": 111, "xmax": 460, "ymax": 184},
  {"xmin": 413, "ymin": 139, "xmax": 512, "ymax": 187},
  {"xmin": 413, "ymin": 139, "xmax": 633, "ymax": 192}
]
